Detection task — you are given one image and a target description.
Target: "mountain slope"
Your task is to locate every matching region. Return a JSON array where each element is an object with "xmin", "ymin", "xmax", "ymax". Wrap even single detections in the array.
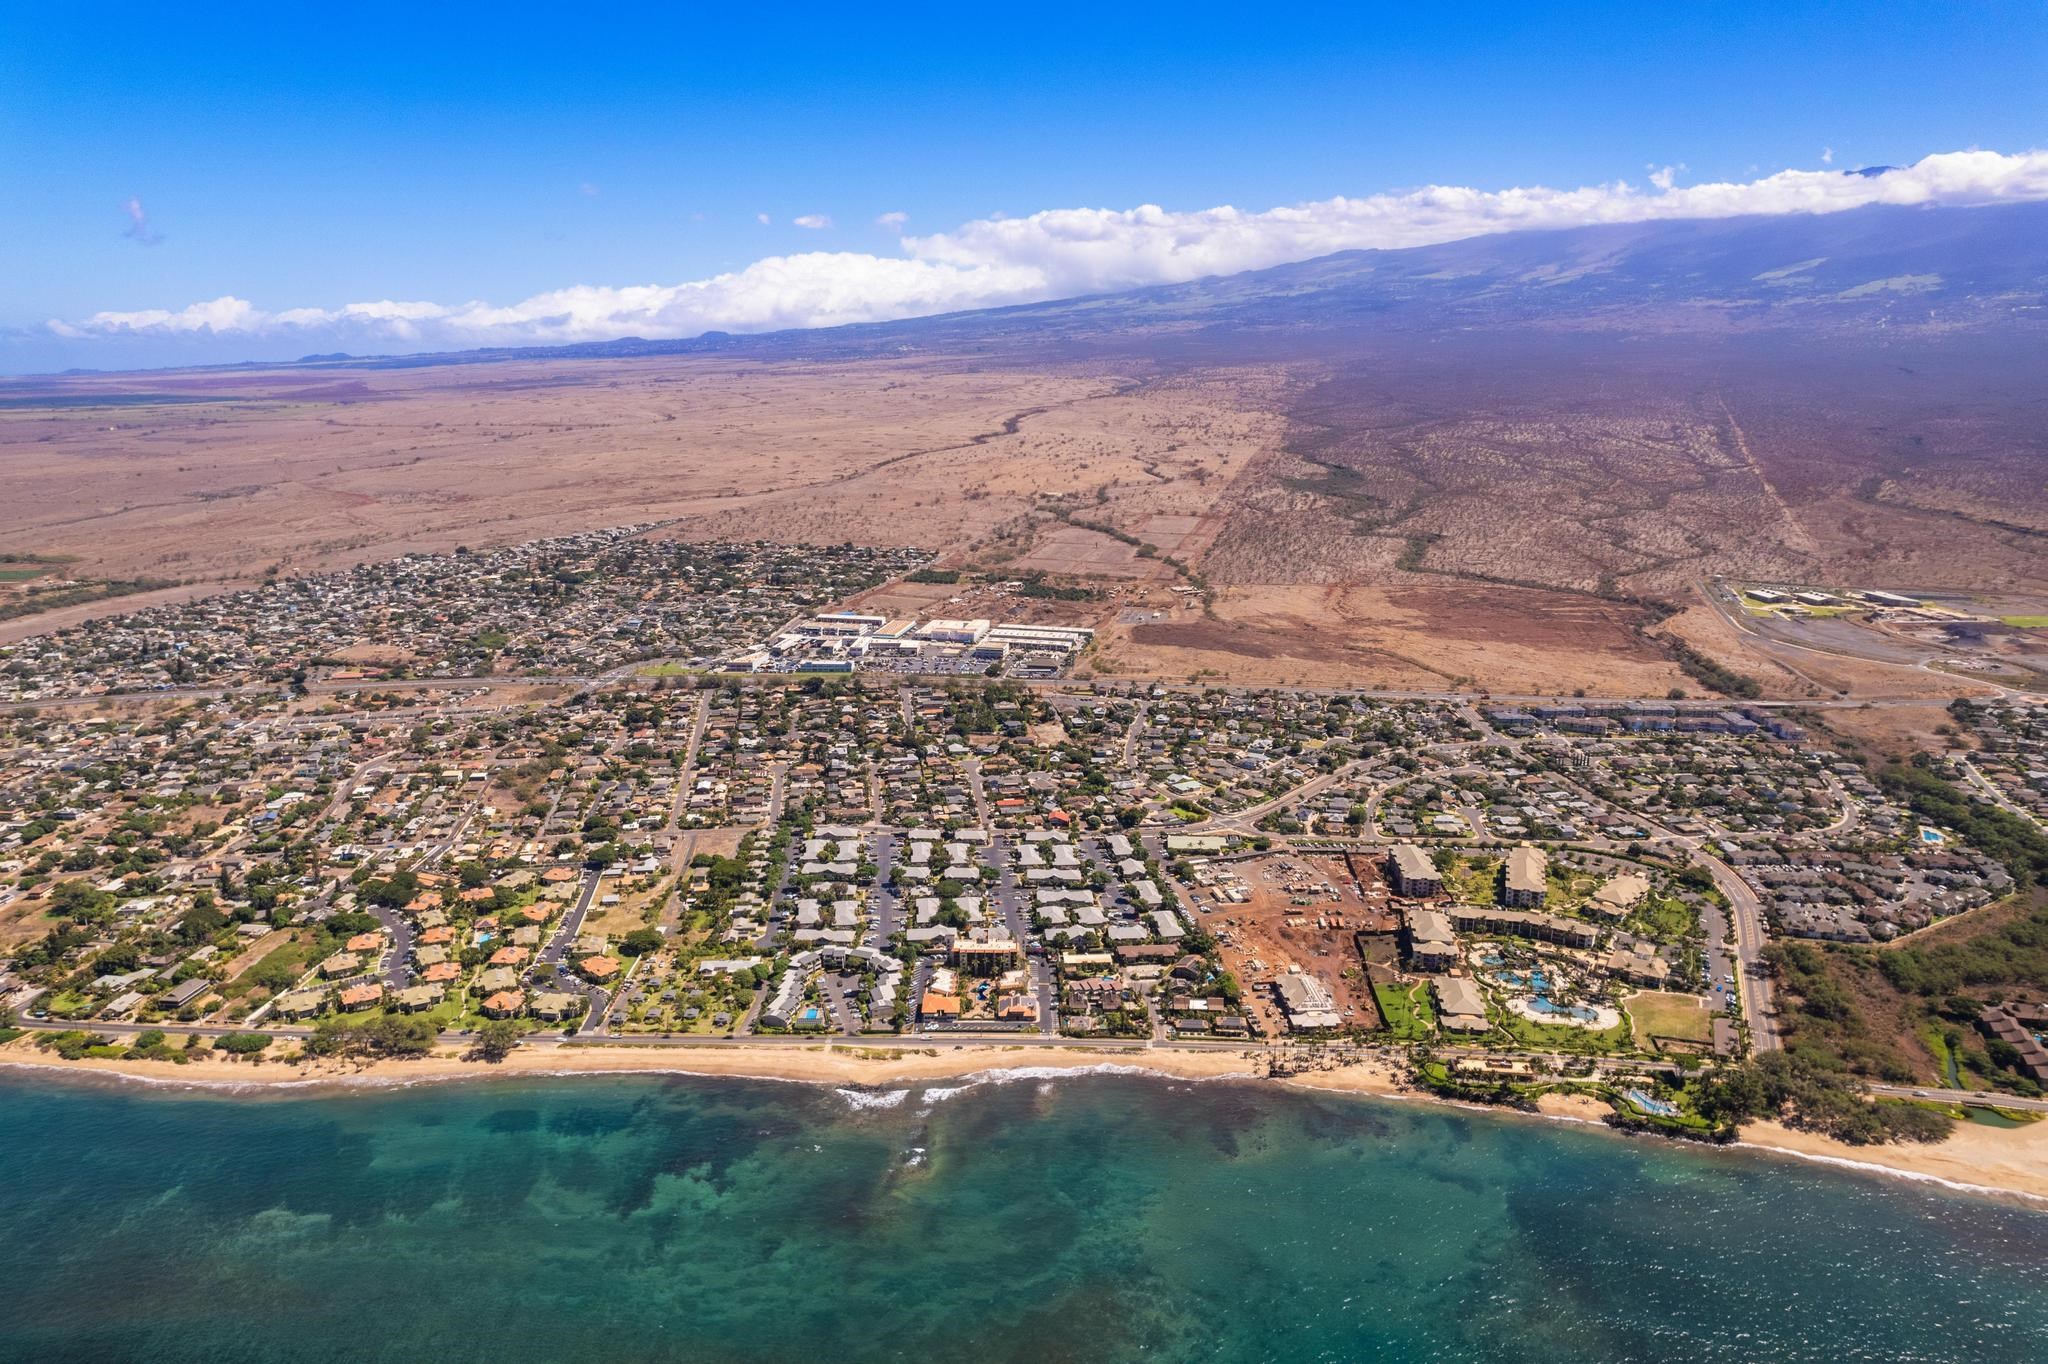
[{"xmin": 303, "ymin": 199, "xmax": 2048, "ymax": 370}]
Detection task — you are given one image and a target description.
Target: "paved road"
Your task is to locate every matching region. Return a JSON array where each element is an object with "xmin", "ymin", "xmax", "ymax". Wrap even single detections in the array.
[
  {"xmin": 538, "ymin": 870, "xmax": 603, "ymax": 971},
  {"xmin": 360, "ymin": 898, "xmax": 417, "ymax": 990},
  {"xmin": 1960, "ymin": 757, "xmax": 2046, "ymax": 831},
  {"xmin": 1119, "ymin": 699, "xmax": 1149, "ymax": 769},
  {"xmin": 1202, "ymin": 759, "xmax": 1367, "ymax": 831},
  {"xmin": 1661, "ymin": 837, "xmax": 1781, "ymax": 1052},
  {"xmin": 9, "ymin": 655, "xmax": 1977, "ymax": 724},
  {"xmin": 1868, "ymin": 1084, "xmax": 2048, "ymax": 1115},
  {"xmin": 963, "ymin": 759, "xmax": 993, "ymax": 829}
]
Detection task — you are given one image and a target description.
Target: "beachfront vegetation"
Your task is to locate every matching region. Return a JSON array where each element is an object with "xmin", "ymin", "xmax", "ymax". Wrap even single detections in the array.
[
  {"xmin": 1691, "ymin": 1053, "xmax": 1953, "ymax": 1146},
  {"xmin": 470, "ymin": 1018, "xmax": 523, "ymax": 1062},
  {"xmin": 1765, "ymin": 891, "xmax": 2048, "ymax": 1099}
]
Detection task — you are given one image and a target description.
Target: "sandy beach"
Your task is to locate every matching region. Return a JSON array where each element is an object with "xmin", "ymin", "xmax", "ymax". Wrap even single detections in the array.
[
  {"xmin": 1739, "ymin": 1117, "xmax": 2048, "ymax": 1202},
  {"xmin": 0, "ymin": 1036, "xmax": 1265, "ymax": 1091},
  {"xmin": 4, "ymin": 1037, "xmax": 2043, "ymax": 1202}
]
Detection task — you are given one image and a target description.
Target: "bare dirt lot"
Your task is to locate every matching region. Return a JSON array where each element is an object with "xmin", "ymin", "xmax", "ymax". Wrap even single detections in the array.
[
  {"xmin": 1099, "ymin": 582, "xmax": 1689, "ymax": 694},
  {"xmin": 1197, "ymin": 853, "xmax": 1389, "ymax": 1028}
]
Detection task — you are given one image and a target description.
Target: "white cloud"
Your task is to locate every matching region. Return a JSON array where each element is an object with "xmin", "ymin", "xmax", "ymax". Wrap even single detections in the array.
[
  {"xmin": 121, "ymin": 195, "xmax": 164, "ymax": 247},
  {"xmin": 875, "ymin": 210, "xmax": 909, "ymax": 229},
  {"xmin": 1822, "ymin": 146, "xmax": 1835, "ymax": 165},
  {"xmin": 579, "ymin": 181, "xmax": 601, "ymax": 198},
  {"xmin": 755, "ymin": 212, "xmax": 772, "ymax": 226},
  {"xmin": 71, "ymin": 295, "xmax": 263, "ymax": 334},
  {"xmin": 54, "ymin": 149, "xmax": 2048, "ymax": 352},
  {"xmin": 792, "ymin": 213, "xmax": 833, "ymax": 230},
  {"xmin": 1647, "ymin": 164, "xmax": 1683, "ymax": 191}
]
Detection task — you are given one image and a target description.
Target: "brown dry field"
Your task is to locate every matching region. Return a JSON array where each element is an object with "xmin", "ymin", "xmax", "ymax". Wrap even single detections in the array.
[
  {"xmin": 1, "ymin": 346, "xmax": 2036, "ymax": 722},
  {"xmin": 0, "ymin": 356, "xmax": 1117, "ymax": 582},
  {"xmin": 0, "ymin": 896, "xmax": 52, "ymax": 950},
  {"xmin": 1093, "ymin": 582, "xmax": 1688, "ymax": 694}
]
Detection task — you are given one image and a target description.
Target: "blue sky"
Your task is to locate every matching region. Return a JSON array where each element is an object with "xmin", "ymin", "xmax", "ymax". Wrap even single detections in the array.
[{"xmin": 5, "ymin": 2, "xmax": 2046, "ymax": 371}]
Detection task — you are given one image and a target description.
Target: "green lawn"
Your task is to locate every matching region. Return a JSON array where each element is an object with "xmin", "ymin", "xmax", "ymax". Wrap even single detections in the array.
[
  {"xmin": 227, "ymin": 937, "xmax": 318, "ymax": 998},
  {"xmin": 1624, "ymin": 990, "xmax": 1712, "ymax": 1047},
  {"xmin": 1373, "ymin": 981, "xmax": 1437, "ymax": 1041},
  {"xmin": 1999, "ymin": 616, "xmax": 2048, "ymax": 629},
  {"xmin": 1441, "ymin": 858, "xmax": 1499, "ymax": 905},
  {"xmin": 1498, "ymin": 1010, "xmax": 1633, "ymax": 1053},
  {"xmin": 1626, "ymin": 896, "xmax": 1700, "ymax": 943}
]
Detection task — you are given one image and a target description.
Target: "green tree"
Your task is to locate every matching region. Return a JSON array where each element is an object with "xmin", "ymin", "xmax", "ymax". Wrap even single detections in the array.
[{"xmin": 470, "ymin": 1018, "xmax": 522, "ymax": 1063}]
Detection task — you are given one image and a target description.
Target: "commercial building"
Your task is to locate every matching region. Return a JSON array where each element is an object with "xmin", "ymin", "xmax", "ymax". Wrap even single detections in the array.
[
  {"xmin": 1274, "ymin": 971, "xmax": 1342, "ymax": 1031},
  {"xmin": 916, "ymin": 618, "xmax": 992, "ymax": 645},
  {"xmin": 985, "ymin": 624, "xmax": 1094, "ymax": 654},
  {"xmin": 159, "ymin": 977, "xmax": 211, "ymax": 1011},
  {"xmin": 794, "ymin": 613, "xmax": 887, "ymax": 638}
]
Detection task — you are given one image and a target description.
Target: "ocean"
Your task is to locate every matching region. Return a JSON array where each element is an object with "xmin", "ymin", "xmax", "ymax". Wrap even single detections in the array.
[{"xmin": 1, "ymin": 1069, "xmax": 2044, "ymax": 1363}]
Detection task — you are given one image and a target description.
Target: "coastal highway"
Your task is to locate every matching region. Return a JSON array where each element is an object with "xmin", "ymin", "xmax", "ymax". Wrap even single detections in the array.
[
  {"xmin": 1664, "ymin": 838, "xmax": 1782, "ymax": 1053},
  {"xmin": 1866, "ymin": 1084, "xmax": 2048, "ymax": 1116}
]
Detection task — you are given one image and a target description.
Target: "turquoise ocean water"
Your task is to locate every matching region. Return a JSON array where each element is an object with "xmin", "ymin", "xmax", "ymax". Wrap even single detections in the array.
[{"xmin": 1, "ymin": 1069, "xmax": 2044, "ymax": 1363}]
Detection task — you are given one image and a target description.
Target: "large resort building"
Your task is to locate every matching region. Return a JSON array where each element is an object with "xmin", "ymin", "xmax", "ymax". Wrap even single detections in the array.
[
  {"xmin": 1388, "ymin": 844, "xmax": 1442, "ymax": 898},
  {"xmin": 1405, "ymin": 908, "xmax": 1459, "ymax": 971},
  {"xmin": 1502, "ymin": 846, "xmax": 1549, "ymax": 907},
  {"xmin": 1432, "ymin": 977, "xmax": 1489, "ymax": 1033}
]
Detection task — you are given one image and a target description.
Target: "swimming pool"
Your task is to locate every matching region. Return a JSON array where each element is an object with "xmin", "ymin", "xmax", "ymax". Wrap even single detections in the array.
[
  {"xmin": 1524, "ymin": 996, "xmax": 1599, "ymax": 1023},
  {"xmin": 1920, "ymin": 827, "xmax": 1946, "ymax": 844}
]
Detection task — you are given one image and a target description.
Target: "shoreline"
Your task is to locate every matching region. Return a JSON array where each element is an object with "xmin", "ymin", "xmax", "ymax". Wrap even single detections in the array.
[{"xmin": 4, "ymin": 1040, "xmax": 2045, "ymax": 1205}]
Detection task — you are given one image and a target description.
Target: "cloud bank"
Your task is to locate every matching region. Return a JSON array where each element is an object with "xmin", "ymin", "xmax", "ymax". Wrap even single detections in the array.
[{"xmin": 53, "ymin": 150, "xmax": 2048, "ymax": 354}]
